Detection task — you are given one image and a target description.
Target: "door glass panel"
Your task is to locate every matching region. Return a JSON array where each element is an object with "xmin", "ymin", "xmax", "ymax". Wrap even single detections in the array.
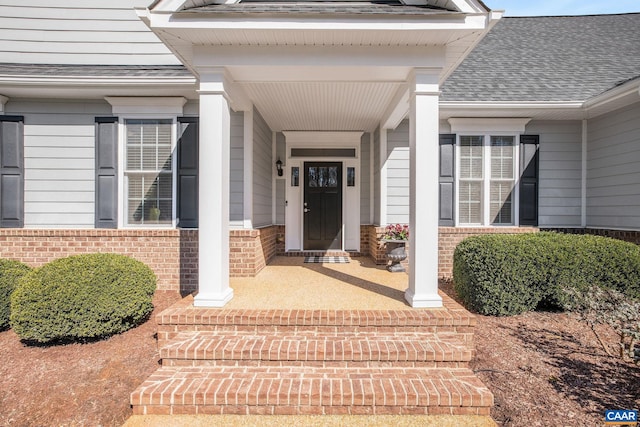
[
  {"xmin": 328, "ymin": 167, "xmax": 338, "ymax": 187},
  {"xmin": 308, "ymin": 167, "xmax": 318, "ymax": 187},
  {"xmin": 291, "ymin": 167, "xmax": 299, "ymax": 186},
  {"xmin": 347, "ymin": 167, "xmax": 355, "ymax": 186},
  {"xmin": 318, "ymin": 167, "xmax": 327, "ymax": 187}
]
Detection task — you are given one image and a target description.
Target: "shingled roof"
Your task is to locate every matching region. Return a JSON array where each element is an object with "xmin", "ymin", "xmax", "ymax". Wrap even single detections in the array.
[
  {"xmin": 441, "ymin": 13, "xmax": 640, "ymax": 103},
  {"xmin": 0, "ymin": 64, "xmax": 193, "ymax": 78}
]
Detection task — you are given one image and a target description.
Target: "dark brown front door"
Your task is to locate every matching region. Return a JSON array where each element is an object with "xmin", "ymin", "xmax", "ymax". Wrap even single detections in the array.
[{"xmin": 303, "ymin": 162, "xmax": 342, "ymax": 250}]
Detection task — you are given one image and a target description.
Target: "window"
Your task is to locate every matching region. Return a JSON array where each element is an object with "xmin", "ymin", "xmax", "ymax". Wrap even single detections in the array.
[
  {"xmin": 124, "ymin": 119, "xmax": 174, "ymax": 226},
  {"xmin": 457, "ymin": 135, "xmax": 516, "ymax": 226}
]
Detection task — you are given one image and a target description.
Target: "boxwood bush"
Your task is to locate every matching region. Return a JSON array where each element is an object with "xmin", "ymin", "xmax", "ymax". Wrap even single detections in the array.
[
  {"xmin": 10, "ymin": 253, "xmax": 156, "ymax": 343},
  {"xmin": 453, "ymin": 232, "xmax": 640, "ymax": 316},
  {"xmin": 0, "ymin": 259, "xmax": 33, "ymax": 330}
]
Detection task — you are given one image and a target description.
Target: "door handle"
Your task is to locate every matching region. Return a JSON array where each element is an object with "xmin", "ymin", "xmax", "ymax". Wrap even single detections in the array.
[{"xmin": 304, "ymin": 208, "xmax": 311, "ymax": 213}]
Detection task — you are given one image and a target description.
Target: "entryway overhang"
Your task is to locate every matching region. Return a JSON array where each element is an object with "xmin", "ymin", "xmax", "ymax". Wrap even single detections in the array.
[
  {"xmin": 138, "ymin": 2, "xmax": 501, "ymax": 131},
  {"xmin": 137, "ymin": 0, "xmax": 500, "ymax": 308}
]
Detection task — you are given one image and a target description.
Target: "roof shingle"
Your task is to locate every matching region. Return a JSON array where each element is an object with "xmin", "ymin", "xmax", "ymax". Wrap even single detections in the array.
[{"xmin": 441, "ymin": 13, "xmax": 640, "ymax": 103}]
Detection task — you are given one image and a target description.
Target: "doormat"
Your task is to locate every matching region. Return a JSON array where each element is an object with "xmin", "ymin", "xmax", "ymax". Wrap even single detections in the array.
[{"xmin": 304, "ymin": 256, "xmax": 350, "ymax": 264}]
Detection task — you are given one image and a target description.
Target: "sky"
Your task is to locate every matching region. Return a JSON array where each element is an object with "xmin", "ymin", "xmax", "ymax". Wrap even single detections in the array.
[{"xmin": 485, "ymin": 0, "xmax": 640, "ymax": 16}]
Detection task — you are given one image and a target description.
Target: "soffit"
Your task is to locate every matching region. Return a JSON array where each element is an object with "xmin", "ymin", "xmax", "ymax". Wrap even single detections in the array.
[{"xmin": 243, "ymin": 81, "xmax": 404, "ymax": 131}]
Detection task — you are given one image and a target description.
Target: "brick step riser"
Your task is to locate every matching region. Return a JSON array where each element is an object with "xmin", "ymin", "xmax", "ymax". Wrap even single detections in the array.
[
  {"xmin": 133, "ymin": 405, "xmax": 491, "ymax": 416},
  {"xmin": 162, "ymin": 360, "xmax": 470, "ymax": 368},
  {"xmin": 157, "ymin": 326, "xmax": 475, "ymax": 349}
]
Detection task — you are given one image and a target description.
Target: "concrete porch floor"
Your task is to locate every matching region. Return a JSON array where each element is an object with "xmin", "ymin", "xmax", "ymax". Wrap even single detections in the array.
[{"xmin": 226, "ymin": 256, "xmax": 419, "ymax": 310}]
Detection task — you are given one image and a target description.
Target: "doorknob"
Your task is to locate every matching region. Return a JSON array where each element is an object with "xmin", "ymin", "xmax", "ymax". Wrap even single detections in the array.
[{"xmin": 304, "ymin": 208, "xmax": 311, "ymax": 213}]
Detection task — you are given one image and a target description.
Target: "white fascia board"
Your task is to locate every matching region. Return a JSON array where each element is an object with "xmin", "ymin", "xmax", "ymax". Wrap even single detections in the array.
[
  {"xmin": 194, "ymin": 45, "xmax": 446, "ymax": 69},
  {"xmin": 583, "ymin": 79, "xmax": 640, "ymax": 112},
  {"xmin": 448, "ymin": 0, "xmax": 483, "ymax": 13},
  {"xmin": 105, "ymin": 96, "xmax": 187, "ymax": 115},
  {"xmin": 0, "ymin": 95, "xmax": 7, "ymax": 113},
  {"xmin": 149, "ymin": 12, "xmax": 487, "ymax": 31},
  {"xmin": 448, "ymin": 117, "xmax": 531, "ymax": 133}
]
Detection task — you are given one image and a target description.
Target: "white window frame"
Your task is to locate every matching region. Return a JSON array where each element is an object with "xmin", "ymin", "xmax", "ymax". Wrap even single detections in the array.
[
  {"xmin": 448, "ymin": 118, "xmax": 532, "ymax": 228},
  {"xmin": 105, "ymin": 97, "xmax": 186, "ymax": 229},
  {"xmin": 455, "ymin": 132, "xmax": 519, "ymax": 227},
  {"xmin": 118, "ymin": 116, "xmax": 178, "ymax": 229}
]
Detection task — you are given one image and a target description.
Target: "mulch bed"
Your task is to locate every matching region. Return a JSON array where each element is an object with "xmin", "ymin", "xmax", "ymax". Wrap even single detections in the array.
[{"xmin": 1, "ymin": 287, "xmax": 638, "ymax": 426}]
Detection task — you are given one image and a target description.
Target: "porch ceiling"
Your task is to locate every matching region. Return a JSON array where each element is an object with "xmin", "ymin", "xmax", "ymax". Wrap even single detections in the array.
[{"xmin": 241, "ymin": 80, "xmax": 404, "ymax": 131}]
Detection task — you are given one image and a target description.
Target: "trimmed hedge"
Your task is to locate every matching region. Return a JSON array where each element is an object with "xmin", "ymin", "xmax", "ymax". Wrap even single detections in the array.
[
  {"xmin": 10, "ymin": 253, "xmax": 156, "ymax": 343},
  {"xmin": 453, "ymin": 232, "xmax": 640, "ymax": 316},
  {"xmin": 0, "ymin": 259, "xmax": 33, "ymax": 330}
]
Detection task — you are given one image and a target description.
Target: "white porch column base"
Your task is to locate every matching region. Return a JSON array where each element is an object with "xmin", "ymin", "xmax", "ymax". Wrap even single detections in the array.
[
  {"xmin": 405, "ymin": 289, "xmax": 443, "ymax": 308},
  {"xmin": 193, "ymin": 289, "xmax": 234, "ymax": 307},
  {"xmin": 405, "ymin": 68, "xmax": 443, "ymax": 309},
  {"xmin": 194, "ymin": 68, "xmax": 234, "ymax": 307}
]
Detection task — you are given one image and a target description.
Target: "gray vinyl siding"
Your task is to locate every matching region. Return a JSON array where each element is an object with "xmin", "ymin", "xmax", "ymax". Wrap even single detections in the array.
[
  {"xmin": 5, "ymin": 99, "xmax": 112, "ymax": 228},
  {"xmin": 586, "ymin": 102, "xmax": 640, "ymax": 230},
  {"xmin": 386, "ymin": 120, "xmax": 409, "ymax": 224},
  {"xmin": 229, "ymin": 111, "xmax": 244, "ymax": 225},
  {"xmin": 526, "ymin": 120, "xmax": 582, "ymax": 227},
  {"xmin": 373, "ymin": 127, "xmax": 381, "ymax": 225},
  {"xmin": 0, "ymin": 0, "xmax": 178, "ymax": 65},
  {"xmin": 252, "ymin": 109, "xmax": 272, "ymax": 228},
  {"xmin": 360, "ymin": 132, "xmax": 371, "ymax": 224}
]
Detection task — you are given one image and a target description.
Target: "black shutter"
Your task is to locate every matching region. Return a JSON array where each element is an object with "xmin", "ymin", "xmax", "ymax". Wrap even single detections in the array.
[
  {"xmin": 177, "ymin": 117, "xmax": 198, "ymax": 228},
  {"xmin": 95, "ymin": 117, "xmax": 118, "ymax": 228},
  {"xmin": 0, "ymin": 115, "xmax": 25, "ymax": 228},
  {"xmin": 519, "ymin": 135, "xmax": 539, "ymax": 226},
  {"xmin": 439, "ymin": 134, "xmax": 456, "ymax": 226}
]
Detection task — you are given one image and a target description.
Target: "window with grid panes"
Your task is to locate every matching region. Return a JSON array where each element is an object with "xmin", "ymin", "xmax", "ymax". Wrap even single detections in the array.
[
  {"xmin": 458, "ymin": 135, "xmax": 516, "ymax": 226},
  {"xmin": 459, "ymin": 136, "xmax": 483, "ymax": 224},
  {"xmin": 490, "ymin": 136, "xmax": 515, "ymax": 224},
  {"xmin": 124, "ymin": 119, "xmax": 173, "ymax": 225}
]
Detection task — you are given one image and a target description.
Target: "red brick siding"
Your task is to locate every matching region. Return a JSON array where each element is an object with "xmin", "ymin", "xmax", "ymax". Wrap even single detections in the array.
[
  {"xmin": 229, "ymin": 226, "xmax": 280, "ymax": 277},
  {"xmin": 0, "ymin": 229, "xmax": 185, "ymax": 292},
  {"xmin": 437, "ymin": 227, "xmax": 539, "ymax": 278},
  {"xmin": 543, "ymin": 228, "xmax": 640, "ymax": 245}
]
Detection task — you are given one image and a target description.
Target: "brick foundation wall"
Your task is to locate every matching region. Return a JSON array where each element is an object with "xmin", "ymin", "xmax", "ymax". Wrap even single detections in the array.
[
  {"xmin": 0, "ymin": 229, "xmax": 186, "ymax": 292},
  {"xmin": 438, "ymin": 227, "xmax": 539, "ymax": 278},
  {"xmin": 229, "ymin": 225, "xmax": 279, "ymax": 277},
  {"xmin": 543, "ymin": 228, "xmax": 640, "ymax": 245},
  {"xmin": 0, "ymin": 226, "xmax": 282, "ymax": 295},
  {"xmin": 179, "ymin": 230, "xmax": 198, "ymax": 294}
]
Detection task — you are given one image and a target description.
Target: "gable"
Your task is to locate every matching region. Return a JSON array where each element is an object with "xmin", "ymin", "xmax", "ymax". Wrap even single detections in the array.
[{"xmin": 151, "ymin": 0, "xmax": 489, "ymax": 12}]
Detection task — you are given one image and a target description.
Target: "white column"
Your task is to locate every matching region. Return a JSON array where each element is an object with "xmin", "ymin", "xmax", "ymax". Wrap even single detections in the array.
[
  {"xmin": 194, "ymin": 70, "xmax": 234, "ymax": 307},
  {"xmin": 243, "ymin": 107, "xmax": 254, "ymax": 229},
  {"xmin": 0, "ymin": 95, "xmax": 8, "ymax": 113},
  {"xmin": 379, "ymin": 128, "xmax": 388, "ymax": 226},
  {"xmin": 405, "ymin": 69, "xmax": 443, "ymax": 308}
]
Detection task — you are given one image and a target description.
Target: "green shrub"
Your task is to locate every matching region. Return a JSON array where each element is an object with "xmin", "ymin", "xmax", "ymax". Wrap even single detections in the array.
[
  {"xmin": 453, "ymin": 232, "xmax": 640, "ymax": 316},
  {"xmin": 0, "ymin": 259, "xmax": 32, "ymax": 330},
  {"xmin": 10, "ymin": 253, "xmax": 156, "ymax": 343}
]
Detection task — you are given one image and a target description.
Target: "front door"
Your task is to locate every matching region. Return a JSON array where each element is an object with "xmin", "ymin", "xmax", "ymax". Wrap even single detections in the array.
[{"xmin": 303, "ymin": 162, "xmax": 342, "ymax": 250}]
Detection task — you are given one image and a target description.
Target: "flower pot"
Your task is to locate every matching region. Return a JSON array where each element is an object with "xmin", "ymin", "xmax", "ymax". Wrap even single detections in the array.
[{"xmin": 384, "ymin": 240, "xmax": 407, "ymax": 272}]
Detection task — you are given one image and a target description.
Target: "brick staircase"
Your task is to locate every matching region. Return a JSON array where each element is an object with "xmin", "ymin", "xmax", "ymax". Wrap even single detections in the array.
[{"xmin": 131, "ymin": 294, "xmax": 493, "ymax": 417}]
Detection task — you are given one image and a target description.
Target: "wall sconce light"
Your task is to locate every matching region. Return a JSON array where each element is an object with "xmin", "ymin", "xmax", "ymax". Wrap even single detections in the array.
[{"xmin": 276, "ymin": 158, "xmax": 283, "ymax": 177}]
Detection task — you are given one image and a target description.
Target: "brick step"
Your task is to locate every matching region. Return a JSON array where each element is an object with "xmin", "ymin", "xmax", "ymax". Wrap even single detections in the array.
[
  {"xmin": 156, "ymin": 296, "xmax": 476, "ymax": 348},
  {"xmin": 130, "ymin": 366, "xmax": 493, "ymax": 416},
  {"xmin": 160, "ymin": 331, "xmax": 473, "ymax": 367}
]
